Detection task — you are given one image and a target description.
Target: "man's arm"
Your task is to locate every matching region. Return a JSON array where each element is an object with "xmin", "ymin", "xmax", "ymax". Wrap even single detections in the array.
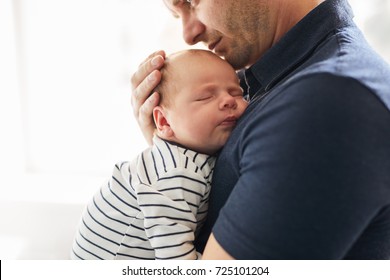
[{"xmin": 202, "ymin": 233, "xmax": 235, "ymax": 260}]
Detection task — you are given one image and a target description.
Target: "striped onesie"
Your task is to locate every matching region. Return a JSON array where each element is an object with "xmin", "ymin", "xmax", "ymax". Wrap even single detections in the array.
[{"xmin": 71, "ymin": 136, "xmax": 215, "ymax": 260}]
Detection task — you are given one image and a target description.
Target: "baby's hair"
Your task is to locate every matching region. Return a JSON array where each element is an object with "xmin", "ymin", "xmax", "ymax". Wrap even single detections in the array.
[
  {"xmin": 152, "ymin": 59, "xmax": 175, "ymax": 108},
  {"xmin": 153, "ymin": 49, "xmax": 219, "ymax": 108}
]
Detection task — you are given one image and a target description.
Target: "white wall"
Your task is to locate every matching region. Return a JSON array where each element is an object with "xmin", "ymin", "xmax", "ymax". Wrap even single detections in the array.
[
  {"xmin": 350, "ymin": 0, "xmax": 390, "ymax": 63},
  {"xmin": 8, "ymin": 0, "xmax": 194, "ymax": 178},
  {"xmin": 0, "ymin": 0, "xmax": 24, "ymax": 174}
]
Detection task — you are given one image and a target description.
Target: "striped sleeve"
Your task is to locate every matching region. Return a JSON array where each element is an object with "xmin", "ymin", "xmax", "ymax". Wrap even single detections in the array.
[
  {"xmin": 71, "ymin": 162, "xmax": 144, "ymax": 260},
  {"xmin": 134, "ymin": 168, "xmax": 208, "ymax": 260}
]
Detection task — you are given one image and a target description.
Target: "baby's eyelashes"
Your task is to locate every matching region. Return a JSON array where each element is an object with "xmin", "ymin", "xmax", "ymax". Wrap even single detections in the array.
[{"xmin": 195, "ymin": 95, "xmax": 213, "ymax": 101}]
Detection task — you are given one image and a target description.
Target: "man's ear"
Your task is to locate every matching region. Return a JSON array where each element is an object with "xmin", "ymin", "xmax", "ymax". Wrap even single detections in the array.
[{"xmin": 153, "ymin": 106, "xmax": 174, "ymax": 138}]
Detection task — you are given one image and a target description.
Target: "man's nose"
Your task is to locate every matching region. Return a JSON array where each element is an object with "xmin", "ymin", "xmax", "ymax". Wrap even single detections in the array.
[{"xmin": 182, "ymin": 15, "xmax": 205, "ymax": 45}]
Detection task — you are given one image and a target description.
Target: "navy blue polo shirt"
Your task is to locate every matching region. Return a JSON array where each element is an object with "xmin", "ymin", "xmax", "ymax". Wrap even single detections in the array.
[{"xmin": 195, "ymin": 0, "xmax": 390, "ymax": 259}]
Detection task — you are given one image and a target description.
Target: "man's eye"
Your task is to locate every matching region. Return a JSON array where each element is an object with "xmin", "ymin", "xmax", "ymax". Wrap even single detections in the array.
[{"xmin": 185, "ymin": 0, "xmax": 195, "ymax": 8}]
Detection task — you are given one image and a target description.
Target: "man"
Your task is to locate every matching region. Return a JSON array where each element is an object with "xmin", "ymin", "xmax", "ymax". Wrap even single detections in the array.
[{"xmin": 131, "ymin": 0, "xmax": 390, "ymax": 259}]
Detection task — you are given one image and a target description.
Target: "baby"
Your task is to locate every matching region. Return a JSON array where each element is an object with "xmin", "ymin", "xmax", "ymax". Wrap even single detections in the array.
[{"xmin": 71, "ymin": 49, "xmax": 248, "ymax": 260}]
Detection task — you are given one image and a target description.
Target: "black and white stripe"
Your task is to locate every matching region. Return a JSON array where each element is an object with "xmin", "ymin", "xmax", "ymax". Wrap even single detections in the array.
[{"xmin": 71, "ymin": 136, "xmax": 215, "ymax": 260}]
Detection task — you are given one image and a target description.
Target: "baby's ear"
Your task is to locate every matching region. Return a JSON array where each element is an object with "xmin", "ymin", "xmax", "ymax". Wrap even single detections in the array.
[{"xmin": 153, "ymin": 106, "xmax": 174, "ymax": 138}]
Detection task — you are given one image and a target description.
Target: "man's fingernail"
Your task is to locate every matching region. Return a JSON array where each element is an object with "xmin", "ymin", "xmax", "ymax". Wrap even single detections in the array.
[
  {"xmin": 147, "ymin": 72, "xmax": 156, "ymax": 82},
  {"xmin": 151, "ymin": 56, "xmax": 162, "ymax": 67}
]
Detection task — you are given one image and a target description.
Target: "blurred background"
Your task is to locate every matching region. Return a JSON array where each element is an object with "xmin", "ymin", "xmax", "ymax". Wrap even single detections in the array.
[{"xmin": 0, "ymin": 0, "xmax": 389, "ymax": 259}]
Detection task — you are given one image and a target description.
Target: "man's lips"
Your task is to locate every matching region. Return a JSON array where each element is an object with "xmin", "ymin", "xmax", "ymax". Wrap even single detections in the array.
[{"xmin": 208, "ymin": 38, "xmax": 222, "ymax": 52}]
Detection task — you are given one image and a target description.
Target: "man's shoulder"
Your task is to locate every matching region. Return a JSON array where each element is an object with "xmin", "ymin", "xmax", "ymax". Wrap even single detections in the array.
[
  {"xmin": 240, "ymin": 72, "xmax": 390, "ymax": 146},
  {"xmin": 300, "ymin": 27, "xmax": 390, "ymax": 108},
  {"xmin": 266, "ymin": 69, "xmax": 390, "ymax": 117}
]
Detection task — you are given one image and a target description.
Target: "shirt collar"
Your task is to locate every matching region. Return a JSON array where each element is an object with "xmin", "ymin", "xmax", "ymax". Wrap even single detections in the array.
[
  {"xmin": 153, "ymin": 135, "xmax": 216, "ymax": 168},
  {"xmin": 245, "ymin": 0, "xmax": 354, "ymax": 100}
]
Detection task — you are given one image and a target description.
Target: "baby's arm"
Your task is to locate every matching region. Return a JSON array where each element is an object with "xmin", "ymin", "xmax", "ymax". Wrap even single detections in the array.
[{"xmin": 135, "ymin": 168, "xmax": 209, "ymax": 260}]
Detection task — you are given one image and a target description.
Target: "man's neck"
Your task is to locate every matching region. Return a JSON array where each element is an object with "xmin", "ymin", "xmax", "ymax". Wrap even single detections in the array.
[{"xmin": 271, "ymin": 0, "xmax": 325, "ymax": 46}]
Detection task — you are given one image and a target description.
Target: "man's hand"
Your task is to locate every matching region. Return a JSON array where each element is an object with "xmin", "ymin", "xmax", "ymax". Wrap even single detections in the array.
[{"xmin": 131, "ymin": 50, "xmax": 166, "ymax": 145}]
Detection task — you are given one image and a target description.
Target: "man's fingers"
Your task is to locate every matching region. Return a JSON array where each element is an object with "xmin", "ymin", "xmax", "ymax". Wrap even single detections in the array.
[
  {"xmin": 138, "ymin": 50, "xmax": 166, "ymax": 68},
  {"xmin": 138, "ymin": 92, "xmax": 160, "ymax": 146},
  {"xmin": 131, "ymin": 51, "xmax": 166, "ymax": 90},
  {"xmin": 129, "ymin": 50, "xmax": 165, "ymax": 145},
  {"xmin": 139, "ymin": 92, "xmax": 160, "ymax": 123},
  {"xmin": 131, "ymin": 69, "xmax": 162, "ymax": 115}
]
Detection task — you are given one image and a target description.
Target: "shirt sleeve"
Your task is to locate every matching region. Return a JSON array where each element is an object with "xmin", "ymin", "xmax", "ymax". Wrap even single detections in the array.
[
  {"xmin": 134, "ymin": 167, "xmax": 209, "ymax": 260},
  {"xmin": 212, "ymin": 74, "xmax": 390, "ymax": 259}
]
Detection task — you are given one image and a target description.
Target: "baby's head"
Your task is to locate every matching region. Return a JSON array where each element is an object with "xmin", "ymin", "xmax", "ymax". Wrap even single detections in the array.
[
  {"xmin": 154, "ymin": 49, "xmax": 206, "ymax": 108},
  {"xmin": 153, "ymin": 49, "xmax": 248, "ymax": 155}
]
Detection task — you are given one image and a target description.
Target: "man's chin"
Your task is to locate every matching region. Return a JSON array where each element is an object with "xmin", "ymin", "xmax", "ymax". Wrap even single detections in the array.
[{"xmin": 224, "ymin": 55, "xmax": 248, "ymax": 70}]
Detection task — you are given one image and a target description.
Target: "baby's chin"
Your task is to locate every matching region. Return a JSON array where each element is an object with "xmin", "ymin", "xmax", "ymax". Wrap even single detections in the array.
[{"xmin": 206, "ymin": 138, "xmax": 231, "ymax": 155}]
